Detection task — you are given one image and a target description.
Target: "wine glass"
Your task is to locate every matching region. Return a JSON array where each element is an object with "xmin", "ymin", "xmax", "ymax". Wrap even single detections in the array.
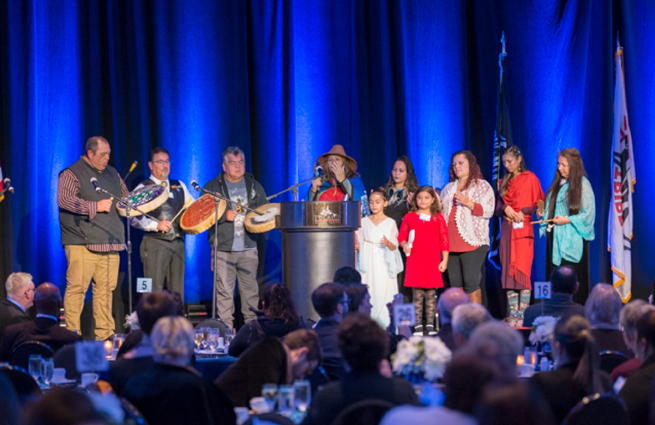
[
  {"xmin": 201, "ymin": 327, "xmax": 210, "ymax": 349},
  {"xmin": 293, "ymin": 379, "xmax": 311, "ymax": 412},
  {"xmin": 225, "ymin": 328, "xmax": 236, "ymax": 347},
  {"xmin": 262, "ymin": 383, "xmax": 278, "ymax": 412},
  {"xmin": 41, "ymin": 358, "xmax": 54, "ymax": 387},
  {"xmin": 194, "ymin": 329, "xmax": 204, "ymax": 350},
  {"xmin": 28, "ymin": 355, "xmax": 43, "ymax": 383}
]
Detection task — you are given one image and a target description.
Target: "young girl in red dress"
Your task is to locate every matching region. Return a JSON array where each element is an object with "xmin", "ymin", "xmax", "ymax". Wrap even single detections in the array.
[{"xmin": 398, "ymin": 185, "xmax": 450, "ymax": 335}]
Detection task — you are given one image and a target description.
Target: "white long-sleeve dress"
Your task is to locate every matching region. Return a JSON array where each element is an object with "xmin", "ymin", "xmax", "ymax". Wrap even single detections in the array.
[{"xmin": 356, "ymin": 217, "xmax": 404, "ymax": 328}]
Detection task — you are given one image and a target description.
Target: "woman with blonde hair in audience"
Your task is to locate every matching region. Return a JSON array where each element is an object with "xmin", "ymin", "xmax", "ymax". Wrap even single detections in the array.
[{"xmin": 528, "ymin": 315, "xmax": 612, "ymax": 423}]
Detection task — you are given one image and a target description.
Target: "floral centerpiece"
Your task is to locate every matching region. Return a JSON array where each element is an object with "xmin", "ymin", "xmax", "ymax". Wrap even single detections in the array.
[
  {"xmin": 124, "ymin": 311, "xmax": 140, "ymax": 331},
  {"xmin": 391, "ymin": 336, "xmax": 452, "ymax": 382},
  {"xmin": 529, "ymin": 316, "xmax": 557, "ymax": 345}
]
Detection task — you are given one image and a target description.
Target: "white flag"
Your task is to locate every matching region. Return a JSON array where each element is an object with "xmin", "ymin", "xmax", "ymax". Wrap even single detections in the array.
[{"xmin": 608, "ymin": 46, "xmax": 636, "ymax": 303}]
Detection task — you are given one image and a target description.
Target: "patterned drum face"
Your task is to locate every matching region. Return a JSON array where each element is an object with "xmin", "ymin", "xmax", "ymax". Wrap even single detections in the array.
[
  {"xmin": 245, "ymin": 203, "xmax": 280, "ymax": 233},
  {"xmin": 116, "ymin": 185, "xmax": 168, "ymax": 217},
  {"xmin": 180, "ymin": 194, "xmax": 227, "ymax": 235}
]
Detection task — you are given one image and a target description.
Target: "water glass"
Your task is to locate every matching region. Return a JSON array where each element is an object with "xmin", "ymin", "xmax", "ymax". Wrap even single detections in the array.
[
  {"xmin": 261, "ymin": 383, "xmax": 278, "ymax": 411},
  {"xmin": 225, "ymin": 328, "xmax": 236, "ymax": 347},
  {"xmin": 41, "ymin": 358, "xmax": 54, "ymax": 386},
  {"xmin": 28, "ymin": 355, "xmax": 42, "ymax": 383},
  {"xmin": 207, "ymin": 328, "xmax": 220, "ymax": 351},
  {"xmin": 278, "ymin": 384, "xmax": 295, "ymax": 416},
  {"xmin": 113, "ymin": 333, "xmax": 125, "ymax": 350},
  {"xmin": 293, "ymin": 379, "xmax": 311, "ymax": 412},
  {"xmin": 194, "ymin": 329, "xmax": 204, "ymax": 350}
]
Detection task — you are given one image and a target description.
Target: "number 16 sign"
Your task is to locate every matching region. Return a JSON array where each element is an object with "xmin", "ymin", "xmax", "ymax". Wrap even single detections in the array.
[{"xmin": 534, "ymin": 281, "xmax": 552, "ymax": 300}]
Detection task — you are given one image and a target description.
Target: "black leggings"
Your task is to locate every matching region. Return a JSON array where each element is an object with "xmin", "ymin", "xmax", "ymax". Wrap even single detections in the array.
[{"xmin": 447, "ymin": 245, "xmax": 488, "ymax": 293}]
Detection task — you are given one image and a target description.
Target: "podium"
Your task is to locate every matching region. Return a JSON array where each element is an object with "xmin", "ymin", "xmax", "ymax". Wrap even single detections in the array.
[{"xmin": 277, "ymin": 201, "xmax": 361, "ymax": 321}]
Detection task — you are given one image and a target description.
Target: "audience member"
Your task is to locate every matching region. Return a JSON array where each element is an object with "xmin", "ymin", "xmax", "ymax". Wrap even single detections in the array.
[
  {"xmin": 302, "ymin": 313, "xmax": 419, "ymax": 425},
  {"xmin": 229, "ymin": 283, "xmax": 303, "ymax": 357},
  {"xmin": 24, "ymin": 388, "xmax": 104, "ymax": 425},
  {"xmin": 309, "ymin": 283, "xmax": 349, "ymax": 382},
  {"xmin": 0, "ymin": 283, "xmax": 80, "ymax": 361},
  {"xmin": 435, "ymin": 288, "xmax": 470, "ymax": 351},
  {"xmin": 618, "ymin": 310, "xmax": 655, "ymax": 425},
  {"xmin": 333, "ymin": 266, "xmax": 361, "ymax": 284},
  {"xmin": 341, "ymin": 282, "xmax": 372, "ymax": 316},
  {"xmin": 381, "ymin": 354, "xmax": 498, "ymax": 425},
  {"xmin": 466, "ymin": 321, "xmax": 523, "ymax": 381},
  {"xmin": 122, "ymin": 316, "xmax": 235, "ymax": 425},
  {"xmin": 216, "ymin": 329, "xmax": 322, "ymax": 408},
  {"xmin": 0, "ymin": 273, "xmax": 34, "ymax": 341},
  {"xmin": 108, "ymin": 291, "xmax": 177, "ymax": 395},
  {"xmin": 476, "ymin": 381, "xmax": 556, "ymax": 425},
  {"xmin": 452, "ymin": 303, "xmax": 492, "ymax": 348},
  {"xmin": 522, "ymin": 266, "xmax": 585, "ymax": 327},
  {"xmin": 612, "ymin": 300, "xmax": 655, "ymax": 381},
  {"xmin": 528, "ymin": 314, "xmax": 612, "ymax": 423},
  {"xmin": 585, "ymin": 283, "xmax": 631, "ymax": 356}
]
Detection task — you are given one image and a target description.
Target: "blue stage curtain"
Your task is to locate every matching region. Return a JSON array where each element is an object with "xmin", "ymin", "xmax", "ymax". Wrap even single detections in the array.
[{"xmin": 1, "ymin": 0, "xmax": 654, "ymax": 303}]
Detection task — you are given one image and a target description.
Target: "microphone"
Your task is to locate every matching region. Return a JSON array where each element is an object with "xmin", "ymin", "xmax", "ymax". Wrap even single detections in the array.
[
  {"xmin": 128, "ymin": 161, "xmax": 138, "ymax": 173},
  {"xmin": 315, "ymin": 165, "xmax": 327, "ymax": 182},
  {"xmin": 190, "ymin": 180, "xmax": 201, "ymax": 191},
  {"xmin": 90, "ymin": 177, "xmax": 101, "ymax": 193},
  {"xmin": 3, "ymin": 178, "xmax": 14, "ymax": 193}
]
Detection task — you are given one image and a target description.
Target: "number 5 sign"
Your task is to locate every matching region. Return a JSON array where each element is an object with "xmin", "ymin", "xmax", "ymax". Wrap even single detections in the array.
[
  {"xmin": 137, "ymin": 278, "xmax": 152, "ymax": 293},
  {"xmin": 534, "ymin": 281, "xmax": 552, "ymax": 300}
]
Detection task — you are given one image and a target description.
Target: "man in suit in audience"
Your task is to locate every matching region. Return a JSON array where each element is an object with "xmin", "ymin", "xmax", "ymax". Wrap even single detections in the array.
[
  {"xmin": 108, "ymin": 291, "xmax": 177, "ymax": 395},
  {"xmin": 586, "ymin": 283, "xmax": 631, "ymax": 356},
  {"xmin": 302, "ymin": 313, "xmax": 420, "ymax": 425},
  {"xmin": 0, "ymin": 283, "xmax": 81, "ymax": 361},
  {"xmin": 215, "ymin": 329, "xmax": 322, "ymax": 407},
  {"xmin": 0, "ymin": 273, "xmax": 34, "ymax": 341},
  {"xmin": 522, "ymin": 265, "xmax": 585, "ymax": 327},
  {"xmin": 310, "ymin": 283, "xmax": 349, "ymax": 382},
  {"xmin": 452, "ymin": 303, "xmax": 492, "ymax": 348},
  {"xmin": 435, "ymin": 288, "xmax": 470, "ymax": 350},
  {"xmin": 619, "ymin": 310, "xmax": 655, "ymax": 425}
]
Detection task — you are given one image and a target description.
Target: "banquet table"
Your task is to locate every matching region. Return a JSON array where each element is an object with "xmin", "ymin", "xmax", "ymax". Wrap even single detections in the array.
[{"xmin": 193, "ymin": 353, "xmax": 237, "ymax": 381}]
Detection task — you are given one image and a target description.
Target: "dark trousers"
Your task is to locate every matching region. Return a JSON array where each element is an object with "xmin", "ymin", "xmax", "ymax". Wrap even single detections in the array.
[
  {"xmin": 447, "ymin": 245, "xmax": 488, "ymax": 293},
  {"xmin": 546, "ymin": 232, "xmax": 590, "ymax": 305},
  {"xmin": 140, "ymin": 237, "xmax": 185, "ymax": 302}
]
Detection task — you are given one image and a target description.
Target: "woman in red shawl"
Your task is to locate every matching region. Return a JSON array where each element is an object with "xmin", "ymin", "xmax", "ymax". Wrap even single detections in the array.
[{"xmin": 494, "ymin": 146, "xmax": 544, "ymax": 326}]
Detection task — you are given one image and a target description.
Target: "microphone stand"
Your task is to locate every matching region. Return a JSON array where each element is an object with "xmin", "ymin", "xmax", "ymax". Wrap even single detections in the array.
[
  {"xmin": 266, "ymin": 176, "xmax": 316, "ymax": 202},
  {"xmin": 95, "ymin": 185, "xmax": 160, "ymax": 314},
  {"xmin": 192, "ymin": 185, "xmax": 263, "ymax": 319}
]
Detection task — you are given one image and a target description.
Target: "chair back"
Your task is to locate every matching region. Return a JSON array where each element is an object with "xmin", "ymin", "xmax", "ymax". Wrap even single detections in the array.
[
  {"xmin": 599, "ymin": 351, "xmax": 630, "ymax": 374},
  {"xmin": 195, "ymin": 319, "xmax": 228, "ymax": 336},
  {"xmin": 243, "ymin": 413, "xmax": 295, "ymax": 425},
  {"xmin": 10, "ymin": 341, "xmax": 54, "ymax": 370},
  {"xmin": 330, "ymin": 399, "xmax": 395, "ymax": 425},
  {"xmin": 120, "ymin": 397, "xmax": 148, "ymax": 425},
  {"xmin": 52, "ymin": 344, "xmax": 80, "ymax": 381},
  {"xmin": 563, "ymin": 392, "xmax": 628, "ymax": 425},
  {"xmin": 0, "ymin": 365, "xmax": 42, "ymax": 402}
]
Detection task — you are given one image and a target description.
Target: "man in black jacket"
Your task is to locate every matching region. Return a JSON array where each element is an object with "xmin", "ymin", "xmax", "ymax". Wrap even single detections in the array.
[
  {"xmin": 0, "ymin": 273, "xmax": 34, "ymax": 341},
  {"xmin": 302, "ymin": 313, "xmax": 420, "ymax": 425},
  {"xmin": 0, "ymin": 283, "xmax": 81, "ymax": 361},
  {"xmin": 203, "ymin": 147, "xmax": 267, "ymax": 329},
  {"xmin": 619, "ymin": 310, "xmax": 655, "ymax": 425},
  {"xmin": 522, "ymin": 265, "xmax": 585, "ymax": 327}
]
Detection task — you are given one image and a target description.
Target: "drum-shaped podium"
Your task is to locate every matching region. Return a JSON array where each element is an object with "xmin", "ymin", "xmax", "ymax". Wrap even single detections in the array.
[{"xmin": 277, "ymin": 201, "xmax": 361, "ymax": 321}]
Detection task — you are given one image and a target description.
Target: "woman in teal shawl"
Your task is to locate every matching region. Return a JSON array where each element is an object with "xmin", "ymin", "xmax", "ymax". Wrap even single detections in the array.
[{"xmin": 540, "ymin": 148, "xmax": 595, "ymax": 304}]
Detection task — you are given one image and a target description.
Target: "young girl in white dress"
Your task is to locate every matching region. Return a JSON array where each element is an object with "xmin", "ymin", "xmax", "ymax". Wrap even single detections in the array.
[{"xmin": 356, "ymin": 189, "xmax": 404, "ymax": 327}]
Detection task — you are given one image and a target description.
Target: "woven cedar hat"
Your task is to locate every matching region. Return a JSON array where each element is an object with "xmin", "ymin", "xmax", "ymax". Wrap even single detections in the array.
[{"xmin": 317, "ymin": 144, "xmax": 357, "ymax": 173}]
